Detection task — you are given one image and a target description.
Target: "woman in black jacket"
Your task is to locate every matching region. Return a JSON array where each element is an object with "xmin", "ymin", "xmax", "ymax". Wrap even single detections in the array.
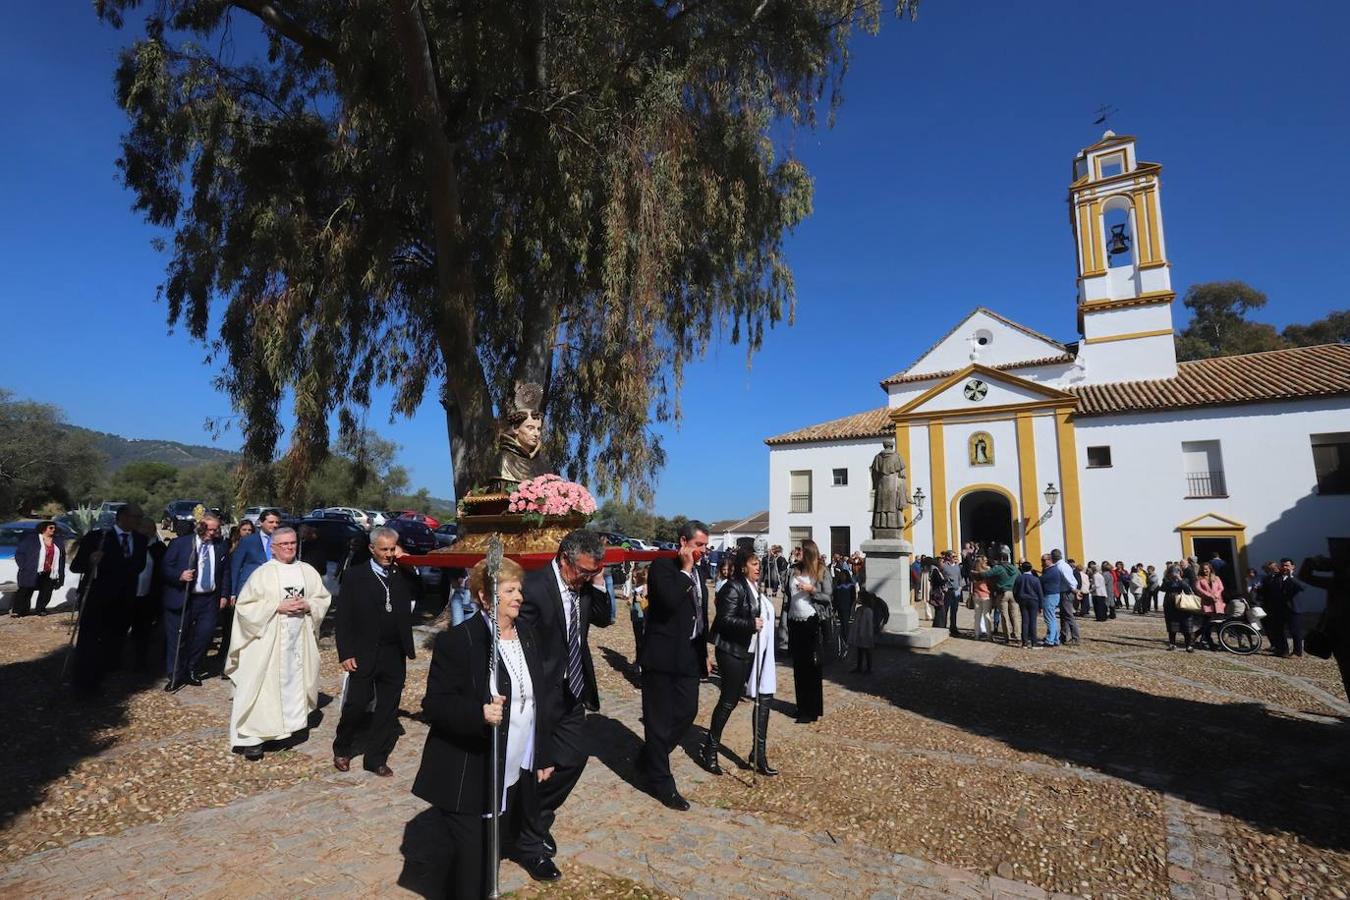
[
  {"xmin": 410, "ymin": 557, "xmax": 556, "ymax": 898},
  {"xmin": 699, "ymin": 547, "xmax": 778, "ymax": 776}
]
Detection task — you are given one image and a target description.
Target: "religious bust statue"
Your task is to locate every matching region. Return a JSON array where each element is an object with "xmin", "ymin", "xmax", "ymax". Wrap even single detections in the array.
[
  {"xmin": 870, "ymin": 437, "xmax": 909, "ymax": 540},
  {"xmin": 493, "ymin": 382, "xmax": 551, "ymax": 492}
]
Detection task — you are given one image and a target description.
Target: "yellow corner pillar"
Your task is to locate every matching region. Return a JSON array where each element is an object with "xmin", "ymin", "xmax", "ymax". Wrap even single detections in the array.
[
  {"xmin": 1015, "ymin": 411, "xmax": 1041, "ymax": 563},
  {"xmin": 1053, "ymin": 406, "xmax": 1084, "ymax": 562},
  {"xmin": 928, "ymin": 421, "xmax": 947, "ymax": 553},
  {"xmin": 895, "ymin": 422, "xmax": 913, "ymax": 544}
]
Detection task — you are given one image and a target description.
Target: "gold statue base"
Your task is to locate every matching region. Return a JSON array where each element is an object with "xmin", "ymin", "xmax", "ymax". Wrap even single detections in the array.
[{"xmin": 436, "ymin": 492, "xmax": 588, "ymax": 556}]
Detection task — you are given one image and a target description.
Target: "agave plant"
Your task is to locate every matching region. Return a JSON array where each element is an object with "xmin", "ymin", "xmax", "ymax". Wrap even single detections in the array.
[{"xmin": 66, "ymin": 504, "xmax": 100, "ymax": 536}]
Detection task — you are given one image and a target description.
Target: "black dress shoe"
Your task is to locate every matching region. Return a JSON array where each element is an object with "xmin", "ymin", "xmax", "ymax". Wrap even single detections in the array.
[
  {"xmin": 243, "ymin": 746, "xmax": 264, "ymax": 761},
  {"xmin": 521, "ymin": 856, "xmax": 562, "ymax": 882},
  {"xmin": 185, "ymin": 676, "xmax": 204, "ymax": 687},
  {"xmin": 756, "ymin": 761, "xmax": 780, "ymax": 777},
  {"xmin": 192, "ymin": 671, "xmax": 211, "ymax": 682},
  {"xmin": 656, "ymin": 790, "xmax": 691, "ymax": 811}
]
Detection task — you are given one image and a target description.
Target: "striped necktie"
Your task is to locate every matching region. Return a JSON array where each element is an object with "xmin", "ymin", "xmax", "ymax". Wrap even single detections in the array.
[{"xmin": 565, "ymin": 588, "xmax": 585, "ymax": 700}]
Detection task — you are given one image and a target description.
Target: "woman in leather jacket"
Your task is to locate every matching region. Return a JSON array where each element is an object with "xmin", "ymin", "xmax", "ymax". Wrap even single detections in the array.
[{"xmin": 699, "ymin": 546, "xmax": 778, "ymax": 776}]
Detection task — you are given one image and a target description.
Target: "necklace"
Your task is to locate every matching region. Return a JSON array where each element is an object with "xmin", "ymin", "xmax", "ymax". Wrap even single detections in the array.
[
  {"xmin": 372, "ymin": 567, "xmax": 393, "ymax": 613},
  {"xmin": 498, "ymin": 638, "xmax": 531, "ymax": 712}
]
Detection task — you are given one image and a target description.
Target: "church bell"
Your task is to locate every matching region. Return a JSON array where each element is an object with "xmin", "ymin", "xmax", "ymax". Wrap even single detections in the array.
[{"xmin": 1107, "ymin": 223, "xmax": 1131, "ymax": 256}]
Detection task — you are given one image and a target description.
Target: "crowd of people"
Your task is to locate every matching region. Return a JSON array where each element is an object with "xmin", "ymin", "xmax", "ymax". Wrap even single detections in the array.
[{"xmin": 9, "ymin": 506, "xmax": 1350, "ymax": 897}]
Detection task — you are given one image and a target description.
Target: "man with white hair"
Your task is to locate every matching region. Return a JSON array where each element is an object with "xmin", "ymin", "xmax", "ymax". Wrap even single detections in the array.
[
  {"xmin": 225, "ymin": 526, "xmax": 331, "ymax": 761},
  {"xmin": 332, "ymin": 527, "xmax": 417, "ymax": 776}
]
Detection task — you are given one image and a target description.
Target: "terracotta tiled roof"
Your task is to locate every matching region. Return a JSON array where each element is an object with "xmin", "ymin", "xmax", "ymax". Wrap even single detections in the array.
[
  {"xmin": 1071, "ymin": 344, "xmax": 1350, "ymax": 415},
  {"xmin": 710, "ymin": 511, "xmax": 770, "ymax": 534},
  {"xmin": 764, "ymin": 407, "xmax": 892, "ymax": 446},
  {"xmin": 882, "ymin": 354, "xmax": 1076, "ymax": 386}
]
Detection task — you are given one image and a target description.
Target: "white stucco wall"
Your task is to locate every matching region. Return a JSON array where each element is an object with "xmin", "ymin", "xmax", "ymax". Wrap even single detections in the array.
[
  {"xmin": 904, "ymin": 310, "xmax": 1066, "ymax": 377},
  {"xmin": 1076, "ymin": 398, "xmax": 1350, "ymax": 567},
  {"xmin": 767, "ymin": 438, "xmax": 884, "ymax": 553},
  {"xmin": 887, "ymin": 363, "xmax": 1078, "ymax": 407}
]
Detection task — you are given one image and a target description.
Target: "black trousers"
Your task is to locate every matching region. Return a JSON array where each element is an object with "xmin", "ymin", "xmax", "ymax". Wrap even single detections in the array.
[
  {"xmin": 129, "ymin": 592, "xmax": 160, "ymax": 671},
  {"xmin": 12, "ymin": 576, "xmax": 59, "ymax": 615},
  {"xmin": 707, "ymin": 647, "xmax": 751, "ymax": 745},
  {"xmin": 788, "ymin": 617, "xmax": 823, "ymax": 720},
  {"xmin": 73, "ymin": 593, "xmax": 127, "ymax": 694},
  {"xmin": 516, "ymin": 697, "xmax": 587, "ymax": 859},
  {"xmin": 213, "ymin": 601, "xmax": 236, "ymax": 667},
  {"xmin": 333, "ymin": 642, "xmax": 407, "ymax": 768},
  {"xmin": 1265, "ymin": 614, "xmax": 1289, "ymax": 655},
  {"xmin": 638, "ymin": 669, "xmax": 699, "ymax": 796},
  {"xmin": 440, "ymin": 780, "xmax": 524, "ymax": 899}
]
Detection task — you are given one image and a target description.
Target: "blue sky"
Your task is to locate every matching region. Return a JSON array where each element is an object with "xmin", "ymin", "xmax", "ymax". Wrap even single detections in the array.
[{"xmin": 2, "ymin": 2, "xmax": 1347, "ymax": 519}]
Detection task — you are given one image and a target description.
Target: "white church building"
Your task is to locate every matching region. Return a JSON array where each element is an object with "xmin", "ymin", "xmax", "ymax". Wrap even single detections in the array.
[{"xmin": 766, "ymin": 133, "xmax": 1350, "ymax": 574}]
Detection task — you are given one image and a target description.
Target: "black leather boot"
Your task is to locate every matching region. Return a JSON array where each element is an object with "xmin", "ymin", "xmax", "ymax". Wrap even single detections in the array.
[
  {"xmin": 698, "ymin": 734, "xmax": 723, "ymax": 775},
  {"xmin": 752, "ymin": 697, "xmax": 779, "ymax": 777}
]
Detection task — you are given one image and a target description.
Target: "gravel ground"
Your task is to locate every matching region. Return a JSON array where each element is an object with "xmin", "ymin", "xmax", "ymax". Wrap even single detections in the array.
[{"xmin": 510, "ymin": 861, "xmax": 674, "ymax": 898}]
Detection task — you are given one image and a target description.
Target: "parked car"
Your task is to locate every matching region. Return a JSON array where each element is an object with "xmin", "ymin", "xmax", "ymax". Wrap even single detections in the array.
[
  {"xmin": 432, "ymin": 523, "xmax": 458, "ymax": 547},
  {"xmin": 385, "ymin": 518, "xmax": 437, "ymax": 555},
  {"xmin": 295, "ymin": 517, "xmax": 370, "ymax": 574},
  {"xmin": 242, "ymin": 506, "xmax": 289, "ymax": 524},
  {"xmin": 364, "ymin": 510, "xmax": 387, "ymax": 528},
  {"xmin": 162, "ymin": 500, "xmax": 209, "ymax": 534},
  {"xmin": 323, "ymin": 506, "xmax": 370, "ymax": 527},
  {"xmin": 393, "ymin": 510, "xmax": 441, "ymax": 529},
  {"xmin": 0, "ymin": 519, "xmax": 81, "ymax": 608},
  {"xmin": 95, "ymin": 501, "xmax": 127, "ymax": 529}
]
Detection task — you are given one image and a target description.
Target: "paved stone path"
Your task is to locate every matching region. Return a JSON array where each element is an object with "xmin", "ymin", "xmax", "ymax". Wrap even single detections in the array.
[{"xmin": 2, "ymin": 612, "xmax": 1345, "ymax": 898}]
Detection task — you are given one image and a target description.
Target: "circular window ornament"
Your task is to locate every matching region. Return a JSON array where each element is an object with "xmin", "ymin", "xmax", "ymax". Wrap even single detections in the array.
[{"xmin": 963, "ymin": 379, "xmax": 989, "ymax": 402}]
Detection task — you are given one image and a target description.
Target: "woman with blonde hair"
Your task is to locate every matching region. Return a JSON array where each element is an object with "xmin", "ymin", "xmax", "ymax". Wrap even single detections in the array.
[
  {"xmin": 412, "ymin": 557, "xmax": 555, "ymax": 897},
  {"xmin": 788, "ymin": 539, "xmax": 829, "ymax": 724}
]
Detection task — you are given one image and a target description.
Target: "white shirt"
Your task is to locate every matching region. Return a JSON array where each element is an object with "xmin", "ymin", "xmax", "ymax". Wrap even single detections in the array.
[
  {"xmin": 1055, "ymin": 559, "xmax": 1078, "ymax": 592},
  {"xmin": 684, "ymin": 569, "xmax": 702, "ymax": 639},
  {"xmin": 551, "ymin": 559, "xmax": 576, "ymax": 634},
  {"xmin": 789, "ymin": 573, "xmax": 817, "ymax": 621},
  {"xmin": 485, "ymin": 613, "xmax": 536, "ymax": 813}
]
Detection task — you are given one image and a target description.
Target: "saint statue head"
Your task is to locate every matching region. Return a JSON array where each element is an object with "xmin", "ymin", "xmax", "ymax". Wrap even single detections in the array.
[
  {"xmin": 882, "ymin": 436, "xmax": 896, "ymax": 452},
  {"xmin": 500, "ymin": 383, "xmax": 544, "ymax": 458}
]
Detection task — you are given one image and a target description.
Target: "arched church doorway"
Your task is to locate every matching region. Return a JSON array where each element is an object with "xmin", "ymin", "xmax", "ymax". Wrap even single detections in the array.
[{"xmin": 957, "ymin": 489, "xmax": 1015, "ymax": 557}]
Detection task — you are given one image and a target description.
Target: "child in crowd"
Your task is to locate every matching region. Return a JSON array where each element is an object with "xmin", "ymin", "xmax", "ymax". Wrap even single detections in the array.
[{"xmin": 849, "ymin": 592, "xmax": 876, "ymax": 674}]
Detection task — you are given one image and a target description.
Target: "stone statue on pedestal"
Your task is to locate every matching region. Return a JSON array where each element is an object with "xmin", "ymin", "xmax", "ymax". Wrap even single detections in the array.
[{"xmin": 869, "ymin": 437, "xmax": 909, "ymax": 540}]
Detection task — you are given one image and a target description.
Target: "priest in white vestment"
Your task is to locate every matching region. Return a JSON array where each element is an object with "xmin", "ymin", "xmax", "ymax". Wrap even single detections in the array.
[{"xmin": 224, "ymin": 526, "xmax": 331, "ymax": 760}]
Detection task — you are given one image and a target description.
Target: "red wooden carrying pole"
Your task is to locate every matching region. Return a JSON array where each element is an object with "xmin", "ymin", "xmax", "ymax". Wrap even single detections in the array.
[{"xmin": 398, "ymin": 547, "xmax": 676, "ymax": 571}]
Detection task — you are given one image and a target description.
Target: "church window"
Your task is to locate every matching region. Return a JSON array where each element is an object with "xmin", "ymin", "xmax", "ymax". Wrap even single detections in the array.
[
  {"xmin": 968, "ymin": 432, "xmax": 994, "ymax": 466},
  {"xmin": 1099, "ymin": 154, "xmax": 1124, "ymax": 178},
  {"xmin": 790, "ymin": 470, "xmax": 813, "ymax": 513},
  {"xmin": 832, "ymin": 468, "xmax": 848, "ymax": 486},
  {"xmin": 974, "ymin": 328, "xmax": 993, "ymax": 347},
  {"xmin": 1311, "ymin": 433, "xmax": 1350, "ymax": 495},
  {"xmin": 1086, "ymin": 445, "xmax": 1113, "ymax": 468},
  {"xmin": 788, "ymin": 526, "xmax": 812, "ymax": 548},
  {"xmin": 963, "ymin": 379, "xmax": 988, "ymax": 402},
  {"xmin": 1182, "ymin": 440, "xmax": 1227, "ymax": 498}
]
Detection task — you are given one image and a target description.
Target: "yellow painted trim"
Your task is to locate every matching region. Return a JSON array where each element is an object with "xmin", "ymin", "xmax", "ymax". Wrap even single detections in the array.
[
  {"xmin": 1145, "ymin": 187, "xmax": 1162, "ymax": 262},
  {"xmin": 1080, "ymin": 290, "xmax": 1174, "ymax": 313},
  {"xmin": 1054, "ymin": 409, "xmax": 1084, "ymax": 562},
  {"xmin": 929, "ymin": 422, "xmax": 947, "ymax": 554},
  {"xmin": 895, "ymin": 422, "xmax": 913, "ymax": 544},
  {"xmin": 892, "ymin": 397, "xmax": 1077, "ymax": 426},
  {"xmin": 1074, "ymin": 162, "xmax": 1162, "ymax": 193},
  {"xmin": 891, "ymin": 363, "xmax": 1078, "ymax": 417},
  {"xmin": 949, "ymin": 483, "xmax": 1021, "ymax": 559},
  {"xmin": 1139, "ymin": 259, "xmax": 1170, "ymax": 271},
  {"xmin": 1076, "ymin": 203, "xmax": 1091, "ymax": 276},
  {"xmin": 1082, "ymin": 328, "xmax": 1173, "ymax": 345},
  {"xmin": 1016, "ymin": 411, "xmax": 1041, "ymax": 563},
  {"xmin": 1088, "ymin": 200, "xmax": 1102, "ymax": 272},
  {"xmin": 1177, "ymin": 520, "xmax": 1249, "ymax": 575},
  {"xmin": 1132, "ymin": 192, "xmax": 1151, "ymax": 265},
  {"xmin": 1177, "ymin": 512, "xmax": 1247, "ymax": 530}
]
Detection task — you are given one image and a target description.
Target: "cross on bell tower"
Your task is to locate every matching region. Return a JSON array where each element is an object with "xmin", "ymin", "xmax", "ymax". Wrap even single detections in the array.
[{"xmin": 1068, "ymin": 132, "xmax": 1177, "ymax": 382}]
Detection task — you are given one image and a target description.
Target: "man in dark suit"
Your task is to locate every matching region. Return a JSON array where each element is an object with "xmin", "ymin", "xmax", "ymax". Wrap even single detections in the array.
[
  {"xmin": 11, "ymin": 521, "xmax": 65, "ymax": 617},
  {"xmin": 219, "ymin": 509, "xmax": 280, "ymax": 673},
  {"xmin": 69, "ymin": 504, "xmax": 149, "ymax": 696},
  {"xmin": 333, "ymin": 527, "xmax": 416, "ymax": 776},
  {"xmin": 515, "ymin": 528, "xmax": 613, "ymax": 882},
  {"xmin": 1267, "ymin": 557, "xmax": 1306, "ymax": 657},
  {"xmin": 637, "ymin": 520, "xmax": 711, "ymax": 811},
  {"xmin": 160, "ymin": 514, "xmax": 231, "ymax": 690}
]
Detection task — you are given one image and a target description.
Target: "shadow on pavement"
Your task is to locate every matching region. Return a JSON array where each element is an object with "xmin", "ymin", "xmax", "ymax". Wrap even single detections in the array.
[
  {"xmin": 0, "ymin": 642, "xmax": 155, "ymax": 831},
  {"xmin": 825, "ymin": 646, "xmax": 1350, "ymax": 850}
]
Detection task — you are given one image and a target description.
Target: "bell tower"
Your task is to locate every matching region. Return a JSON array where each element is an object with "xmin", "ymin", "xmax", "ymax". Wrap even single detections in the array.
[{"xmin": 1069, "ymin": 132, "xmax": 1177, "ymax": 382}]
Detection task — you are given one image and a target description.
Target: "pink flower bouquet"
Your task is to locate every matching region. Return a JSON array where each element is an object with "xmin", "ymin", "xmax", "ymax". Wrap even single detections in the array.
[{"xmin": 507, "ymin": 474, "xmax": 598, "ymax": 520}]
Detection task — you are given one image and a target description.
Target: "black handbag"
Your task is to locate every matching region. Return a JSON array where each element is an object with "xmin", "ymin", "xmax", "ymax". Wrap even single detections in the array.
[{"xmin": 1304, "ymin": 613, "xmax": 1334, "ymax": 660}]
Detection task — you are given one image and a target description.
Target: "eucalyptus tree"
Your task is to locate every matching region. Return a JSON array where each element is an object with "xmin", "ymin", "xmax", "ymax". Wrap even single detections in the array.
[{"xmin": 97, "ymin": 0, "xmax": 916, "ymax": 503}]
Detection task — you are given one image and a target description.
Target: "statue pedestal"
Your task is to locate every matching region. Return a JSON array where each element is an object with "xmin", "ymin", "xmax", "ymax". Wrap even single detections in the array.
[{"xmin": 861, "ymin": 538, "xmax": 949, "ymax": 650}]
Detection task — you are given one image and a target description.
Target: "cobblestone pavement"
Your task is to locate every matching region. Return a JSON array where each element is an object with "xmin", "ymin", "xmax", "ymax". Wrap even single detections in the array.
[{"xmin": 1, "ymin": 606, "xmax": 1347, "ymax": 899}]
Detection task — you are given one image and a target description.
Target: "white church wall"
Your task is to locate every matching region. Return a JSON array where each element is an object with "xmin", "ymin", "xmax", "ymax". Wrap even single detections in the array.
[
  {"xmin": 1081, "ymin": 302, "xmax": 1173, "ymax": 340},
  {"xmin": 906, "ymin": 310, "xmax": 1065, "ymax": 376},
  {"xmin": 767, "ymin": 438, "xmax": 882, "ymax": 553},
  {"xmin": 1079, "ymin": 332, "xmax": 1178, "ymax": 383},
  {"xmin": 941, "ymin": 418, "xmax": 1021, "ymax": 550},
  {"xmin": 886, "ymin": 363, "xmax": 1079, "ymax": 407},
  {"xmin": 908, "ymin": 377, "xmax": 1056, "ymax": 415},
  {"xmin": 1075, "ymin": 398, "xmax": 1350, "ymax": 567},
  {"xmin": 1032, "ymin": 410, "xmax": 1069, "ymax": 555}
]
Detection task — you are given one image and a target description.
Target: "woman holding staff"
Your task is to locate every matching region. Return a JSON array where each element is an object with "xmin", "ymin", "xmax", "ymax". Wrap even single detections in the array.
[
  {"xmin": 411, "ymin": 557, "xmax": 556, "ymax": 898},
  {"xmin": 699, "ymin": 547, "xmax": 779, "ymax": 777}
]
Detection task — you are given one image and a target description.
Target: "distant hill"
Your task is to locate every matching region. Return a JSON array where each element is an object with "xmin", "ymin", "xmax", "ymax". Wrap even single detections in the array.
[{"xmin": 65, "ymin": 426, "xmax": 241, "ymax": 471}]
